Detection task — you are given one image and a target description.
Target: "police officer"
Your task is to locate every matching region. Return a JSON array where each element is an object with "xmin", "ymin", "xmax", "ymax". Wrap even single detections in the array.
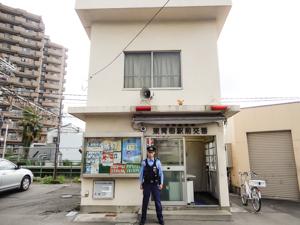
[{"xmin": 139, "ymin": 145, "xmax": 164, "ymax": 225}]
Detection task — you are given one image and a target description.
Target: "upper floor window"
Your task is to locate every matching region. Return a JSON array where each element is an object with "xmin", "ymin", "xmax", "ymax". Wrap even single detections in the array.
[{"xmin": 124, "ymin": 51, "xmax": 181, "ymax": 88}]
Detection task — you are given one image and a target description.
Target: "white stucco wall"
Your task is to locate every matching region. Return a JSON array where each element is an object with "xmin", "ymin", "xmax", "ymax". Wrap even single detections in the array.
[
  {"xmin": 87, "ymin": 20, "xmax": 221, "ymax": 107},
  {"xmin": 81, "ymin": 115, "xmax": 230, "ymax": 208}
]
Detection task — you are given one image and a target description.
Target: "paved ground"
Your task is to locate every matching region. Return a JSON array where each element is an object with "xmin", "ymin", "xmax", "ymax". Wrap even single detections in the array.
[{"xmin": 0, "ymin": 183, "xmax": 299, "ymax": 225}]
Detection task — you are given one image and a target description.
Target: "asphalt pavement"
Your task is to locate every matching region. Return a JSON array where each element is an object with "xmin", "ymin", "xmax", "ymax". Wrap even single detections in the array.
[{"xmin": 0, "ymin": 183, "xmax": 299, "ymax": 225}]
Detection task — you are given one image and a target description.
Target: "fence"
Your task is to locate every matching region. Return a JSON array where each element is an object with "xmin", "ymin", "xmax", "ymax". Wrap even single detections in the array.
[{"xmin": 1, "ymin": 146, "xmax": 82, "ymax": 178}]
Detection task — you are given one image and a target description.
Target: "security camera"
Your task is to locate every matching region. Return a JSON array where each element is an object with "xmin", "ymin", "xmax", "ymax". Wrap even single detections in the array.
[{"xmin": 140, "ymin": 126, "xmax": 147, "ymax": 132}]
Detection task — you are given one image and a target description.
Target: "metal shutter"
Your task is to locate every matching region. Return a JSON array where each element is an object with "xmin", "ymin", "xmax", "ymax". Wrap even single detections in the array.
[{"xmin": 247, "ymin": 131, "xmax": 300, "ymax": 200}]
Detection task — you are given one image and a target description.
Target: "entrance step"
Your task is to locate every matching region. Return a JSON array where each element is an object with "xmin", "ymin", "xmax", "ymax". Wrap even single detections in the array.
[
  {"xmin": 139, "ymin": 209, "xmax": 232, "ymax": 221},
  {"xmin": 149, "ymin": 205, "xmax": 220, "ymax": 211}
]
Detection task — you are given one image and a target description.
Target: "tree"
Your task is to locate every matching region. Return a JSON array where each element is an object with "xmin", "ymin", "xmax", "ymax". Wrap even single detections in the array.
[{"xmin": 20, "ymin": 106, "xmax": 42, "ymax": 159}]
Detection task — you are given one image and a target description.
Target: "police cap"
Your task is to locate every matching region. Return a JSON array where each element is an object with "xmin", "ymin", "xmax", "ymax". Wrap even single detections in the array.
[{"xmin": 147, "ymin": 145, "xmax": 156, "ymax": 152}]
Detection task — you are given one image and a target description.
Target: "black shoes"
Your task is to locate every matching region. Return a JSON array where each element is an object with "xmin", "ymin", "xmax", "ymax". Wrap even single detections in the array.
[{"xmin": 139, "ymin": 220, "xmax": 164, "ymax": 225}]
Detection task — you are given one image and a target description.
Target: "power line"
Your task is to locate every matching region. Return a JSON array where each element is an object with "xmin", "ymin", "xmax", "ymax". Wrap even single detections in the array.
[
  {"xmin": 0, "ymin": 86, "xmax": 58, "ymax": 117},
  {"xmin": 89, "ymin": 0, "xmax": 171, "ymax": 79}
]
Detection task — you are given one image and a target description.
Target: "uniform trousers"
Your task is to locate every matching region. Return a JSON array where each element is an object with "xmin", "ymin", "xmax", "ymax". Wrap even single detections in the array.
[{"xmin": 141, "ymin": 183, "xmax": 163, "ymax": 223}]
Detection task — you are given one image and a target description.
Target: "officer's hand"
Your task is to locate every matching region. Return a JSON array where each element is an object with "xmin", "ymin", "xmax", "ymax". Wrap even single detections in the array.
[
  {"xmin": 159, "ymin": 184, "xmax": 163, "ymax": 190},
  {"xmin": 140, "ymin": 184, "xmax": 143, "ymax": 190}
]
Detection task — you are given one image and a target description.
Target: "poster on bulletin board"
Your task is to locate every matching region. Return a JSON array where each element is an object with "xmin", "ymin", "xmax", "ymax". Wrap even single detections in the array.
[
  {"xmin": 101, "ymin": 152, "xmax": 114, "ymax": 166},
  {"xmin": 98, "ymin": 138, "xmax": 121, "ymax": 152},
  {"xmin": 110, "ymin": 164, "xmax": 126, "ymax": 174},
  {"xmin": 126, "ymin": 164, "xmax": 141, "ymax": 173},
  {"xmin": 86, "ymin": 138, "xmax": 102, "ymax": 151},
  {"xmin": 113, "ymin": 152, "xmax": 121, "ymax": 164},
  {"xmin": 85, "ymin": 151, "xmax": 101, "ymax": 174},
  {"xmin": 86, "ymin": 138, "xmax": 121, "ymax": 152},
  {"xmin": 122, "ymin": 138, "xmax": 142, "ymax": 164}
]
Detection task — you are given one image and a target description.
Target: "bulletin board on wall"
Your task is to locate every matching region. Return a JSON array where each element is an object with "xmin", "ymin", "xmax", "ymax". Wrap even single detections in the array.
[{"xmin": 84, "ymin": 137, "xmax": 142, "ymax": 175}]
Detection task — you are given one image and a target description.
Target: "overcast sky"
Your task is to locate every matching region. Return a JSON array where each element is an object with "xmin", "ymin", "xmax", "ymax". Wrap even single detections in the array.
[{"xmin": 1, "ymin": 0, "xmax": 300, "ymax": 128}]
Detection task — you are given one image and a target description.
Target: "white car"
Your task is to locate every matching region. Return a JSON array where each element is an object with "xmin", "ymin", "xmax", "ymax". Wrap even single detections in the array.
[{"xmin": 0, "ymin": 159, "xmax": 33, "ymax": 192}]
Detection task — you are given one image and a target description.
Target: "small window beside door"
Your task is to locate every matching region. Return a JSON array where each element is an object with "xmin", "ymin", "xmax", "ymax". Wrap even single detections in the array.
[{"xmin": 124, "ymin": 51, "xmax": 181, "ymax": 88}]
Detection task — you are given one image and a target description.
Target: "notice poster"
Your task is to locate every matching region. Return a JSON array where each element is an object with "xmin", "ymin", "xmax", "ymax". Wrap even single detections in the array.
[
  {"xmin": 122, "ymin": 138, "xmax": 142, "ymax": 164},
  {"xmin": 98, "ymin": 138, "xmax": 121, "ymax": 152},
  {"xmin": 85, "ymin": 151, "xmax": 101, "ymax": 174},
  {"xmin": 93, "ymin": 181, "xmax": 114, "ymax": 199},
  {"xmin": 110, "ymin": 164, "xmax": 126, "ymax": 174},
  {"xmin": 101, "ymin": 152, "xmax": 114, "ymax": 166},
  {"xmin": 126, "ymin": 164, "xmax": 141, "ymax": 174},
  {"xmin": 86, "ymin": 138, "xmax": 102, "ymax": 151},
  {"xmin": 113, "ymin": 152, "xmax": 121, "ymax": 164}
]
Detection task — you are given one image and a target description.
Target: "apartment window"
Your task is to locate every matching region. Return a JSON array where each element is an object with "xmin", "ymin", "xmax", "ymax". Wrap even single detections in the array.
[{"xmin": 124, "ymin": 51, "xmax": 181, "ymax": 88}]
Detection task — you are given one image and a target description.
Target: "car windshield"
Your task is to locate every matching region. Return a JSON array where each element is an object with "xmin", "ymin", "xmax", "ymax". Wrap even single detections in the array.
[{"xmin": 0, "ymin": 160, "xmax": 16, "ymax": 170}]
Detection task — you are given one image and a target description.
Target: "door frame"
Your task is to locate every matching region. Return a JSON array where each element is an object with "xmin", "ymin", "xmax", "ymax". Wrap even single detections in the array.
[{"xmin": 144, "ymin": 136, "xmax": 187, "ymax": 205}]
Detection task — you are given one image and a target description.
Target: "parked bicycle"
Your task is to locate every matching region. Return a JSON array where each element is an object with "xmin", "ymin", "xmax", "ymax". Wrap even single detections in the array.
[{"xmin": 239, "ymin": 171, "xmax": 266, "ymax": 212}]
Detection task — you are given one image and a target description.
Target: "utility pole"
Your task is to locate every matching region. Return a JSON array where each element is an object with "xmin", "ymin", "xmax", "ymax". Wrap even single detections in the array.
[
  {"xmin": 2, "ymin": 123, "xmax": 9, "ymax": 159},
  {"xmin": 53, "ymin": 93, "xmax": 62, "ymax": 180}
]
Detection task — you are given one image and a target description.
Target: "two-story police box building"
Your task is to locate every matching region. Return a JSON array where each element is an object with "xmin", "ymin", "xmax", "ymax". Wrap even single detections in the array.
[{"xmin": 70, "ymin": 0, "xmax": 239, "ymax": 213}]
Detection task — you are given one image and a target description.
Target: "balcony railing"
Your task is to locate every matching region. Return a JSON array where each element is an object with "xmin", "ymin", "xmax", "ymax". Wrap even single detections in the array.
[
  {"xmin": 46, "ymin": 48, "xmax": 63, "ymax": 57},
  {"xmin": 9, "ymin": 77, "xmax": 39, "ymax": 88},
  {"xmin": 45, "ymin": 65, "xmax": 61, "ymax": 73},
  {"xmin": 9, "ymin": 55, "xmax": 40, "ymax": 68},
  {"xmin": 45, "ymin": 74, "xmax": 61, "ymax": 81},
  {"xmin": 17, "ymin": 91, "xmax": 39, "ymax": 98},
  {"xmin": 13, "ymin": 25, "xmax": 43, "ymax": 40},
  {"xmin": 0, "ymin": 43, "xmax": 11, "ymax": 51},
  {"xmin": 0, "ymin": 22, "xmax": 14, "ymax": 33},
  {"xmin": 43, "ymin": 92, "xmax": 60, "ymax": 99},
  {"xmin": 17, "ymin": 36, "xmax": 43, "ymax": 49},
  {"xmin": 44, "ymin": 82, "xmax": 60, "ymax": 90},
  {"xmin": 0, "ymin": 12, "xmax": 16, "ymax": 23},
  {"xmin": 41, "ymin": 101, "xmax": 59, "ymax": 107},
  {"xmin": 0, "ymin": 33, "xmax": 17, "ymax": 43},
  {"xmin": 15, "ymin": 69, "xmax": 39, "ymax": 78},
  {"xmin": 44, "ymin": 56, "xmax": 61, "ymax": 65},
  {"xmin": 10, "ymin": 45, "xmax": 41, "ymax": 59}
]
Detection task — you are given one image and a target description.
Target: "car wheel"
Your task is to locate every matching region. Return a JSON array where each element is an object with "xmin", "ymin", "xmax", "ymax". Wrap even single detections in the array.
[{"xmin": 20, "ymin": 175, "xmax": 31, "ymax": 191}]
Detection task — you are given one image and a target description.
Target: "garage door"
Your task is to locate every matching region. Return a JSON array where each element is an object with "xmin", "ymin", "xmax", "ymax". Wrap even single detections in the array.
[{"xmin": 247, "ymin": 131, "xmax": 299, "ymax": 200}]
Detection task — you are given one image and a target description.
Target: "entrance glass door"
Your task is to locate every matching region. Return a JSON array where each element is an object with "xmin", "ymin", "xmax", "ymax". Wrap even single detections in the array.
[{"xmin": 153, "ymin": 138, "xmax": 185, "ymax": 203}]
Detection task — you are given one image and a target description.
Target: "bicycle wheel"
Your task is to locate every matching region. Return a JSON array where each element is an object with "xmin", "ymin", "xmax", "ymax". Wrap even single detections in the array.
[
  {"xmin": 240, "ymin": 184, "xmax": 248, "ymax": 206},
  {"xmin": 251, "ymin": 187, "xmax": 261, "ymax": 212}
]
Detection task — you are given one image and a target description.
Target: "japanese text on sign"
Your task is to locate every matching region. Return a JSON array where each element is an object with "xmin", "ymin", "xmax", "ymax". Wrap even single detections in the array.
[{"xmin": 152, "ymin": 127, "xmax": 208, "ymax": 135}]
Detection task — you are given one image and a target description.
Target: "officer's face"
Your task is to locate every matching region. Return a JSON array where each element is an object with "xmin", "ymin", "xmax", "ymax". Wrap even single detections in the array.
[{"xmin": 147, "ymin": 151, "xmax": 155, "ymax": 158}]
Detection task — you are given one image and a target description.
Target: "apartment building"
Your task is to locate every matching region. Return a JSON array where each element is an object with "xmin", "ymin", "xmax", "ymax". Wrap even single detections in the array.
[
  {"xmin": 0, "ymin": 3, "xmax": 67, "ymax": 154},
  {"xmin": 70, "ymin": 0, "xmax": 238, "ymax": 217}
]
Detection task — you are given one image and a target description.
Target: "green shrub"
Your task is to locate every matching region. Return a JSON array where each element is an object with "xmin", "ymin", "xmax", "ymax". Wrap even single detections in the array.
[
  {"xmin": 72, "ymin": 176, "xmax": 81, "ymax": 183},
  {"xmin": 40, "ymin": 176, "xmax": 53, "ymax": 184},
  {"xmin": 40, "ymin": 175, "xmax": 65, "ymax": 184},
  {"xmin": 63, "ymin": 160, "xmax": 72, "ymax": 166},
  {"xmin": 57, "ymin": 175, "xmax": 65, "ymax": 183}
]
